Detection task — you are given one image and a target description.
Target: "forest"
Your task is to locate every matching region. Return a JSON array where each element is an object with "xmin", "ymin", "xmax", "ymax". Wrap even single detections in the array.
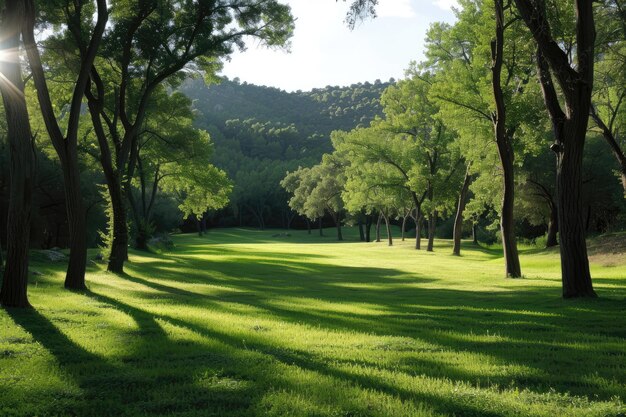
[{"xmin": 0, "ymin": 0, "xmax": 625, "ymax": 416}]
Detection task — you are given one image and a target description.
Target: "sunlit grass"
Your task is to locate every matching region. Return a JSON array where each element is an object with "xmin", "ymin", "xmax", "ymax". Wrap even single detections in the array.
[{"xmin": 1, "ymin": 228, "xmax": 625, "ymax": 416}]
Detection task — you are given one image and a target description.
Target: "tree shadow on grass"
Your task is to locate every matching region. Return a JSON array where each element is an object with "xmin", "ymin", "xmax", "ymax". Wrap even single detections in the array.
[
  {"xmin": 6, "ymin": 288, "xmax": 504, "ymax": 417},
  {"xmin": 5, "ymin": 298, "xmax": 259, "ymax": 417},
  {"xmin": 10, "ymin": 233, "xmax": 626, "ymax": 416},
  {"xmin": 7, "ymin": 262, "xmax": 625, "ymax": 417},
  {"xmin": 118, "ymin": 249, "xmax": 626, "ymax": 402},
  {"xmin": 149, "ymin": 310, "xmax": 510, "ymax": 417}
]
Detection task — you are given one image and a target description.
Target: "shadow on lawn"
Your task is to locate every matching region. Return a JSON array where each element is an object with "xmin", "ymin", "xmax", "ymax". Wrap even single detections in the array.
[
  {"xmin": 7, "ymin": 236, "xmax": 626, "ymax": 416},
  {"xmin": 118, "ymin": 245, "xmax": 626, "ymax": 401},
  {"xmin": 6, "ymin": 297, "xmax": 259, "ymax": 417}
]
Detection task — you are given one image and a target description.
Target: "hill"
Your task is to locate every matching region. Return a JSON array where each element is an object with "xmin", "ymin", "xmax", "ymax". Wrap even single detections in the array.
[{"xmin": 179, "ymin": 78, "xmax": 393, "ymax": 229}]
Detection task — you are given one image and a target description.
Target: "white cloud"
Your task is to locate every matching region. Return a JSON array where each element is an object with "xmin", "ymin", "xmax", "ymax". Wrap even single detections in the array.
[
  {"xmin": 377, "ymin": 0, "xmax": 416, "ymax": 18},
  {"xmin": 433, "ymin": 0, "xmax": 459, "ymax": 11}
]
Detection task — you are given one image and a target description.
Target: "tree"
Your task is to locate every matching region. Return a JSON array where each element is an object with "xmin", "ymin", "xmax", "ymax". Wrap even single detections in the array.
[
  {"xmin": 424, "ymin": 0, "xmax": 538, "ymax": 275},
  {"xmin": 452, "ymin": 163, "xmax": 473, "ymax": 255},
  {"xmin": 342, "ymin": 0, "xmax": 378, "ymax": 28},
  {"xmin": 281, "ymin": 166, "xmax": 317, "ymax": 228},
  {"xmin": 22, "ymin": 0, "xmax": 107, "ymax": 289},
  {"xmin": 282, "ymin": 155, "xmax": 346, "ymax": 241},
  {"xmin": 513, "ymin": 0, "xmax": 597, "ymax": 297},
  {"xmin": 333, "ymin": 127, "xmax": 425, "ymax": 248},
  {"xmin": 343, "ymin": 160, "xmax": 403, "ymax": 246},
  {"xmin": 128, "ymin": 89, "xmax": 224, "ymax": 248},
  {"xmin": 518, "ymin": 144, "xmax": 559, "ymax": 248},
  {"xmin": 490, "ymin": 0, "xmax": 521, "ymax": 276},
  {"xmin": 0, "ymin": 0, "xmax": 36, "ymax": 307},
  {"xmin": 82, "ymin": 0, "xmax": 294, "ymax": 273},
  {"xmin": 380, "ymin": 74, "xmax": 462, "ymax": 252},
  {"xmin": 162, "ymin": 165, "xmax": 231, "ymax": 232}
]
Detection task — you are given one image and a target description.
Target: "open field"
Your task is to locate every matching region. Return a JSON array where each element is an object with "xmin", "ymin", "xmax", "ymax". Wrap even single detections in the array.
[{"xmin": 1, "ymin": 228, "xmax": 625, "ymax": 417}]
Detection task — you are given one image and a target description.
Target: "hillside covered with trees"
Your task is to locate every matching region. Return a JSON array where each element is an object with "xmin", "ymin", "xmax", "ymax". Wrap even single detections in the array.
[{"xmin": 180, "ymin": 77, "xmax": 392, "ymax": 229}]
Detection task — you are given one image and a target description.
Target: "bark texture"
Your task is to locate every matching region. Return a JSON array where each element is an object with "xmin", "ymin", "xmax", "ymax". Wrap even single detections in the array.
[
  {"xmin": 515, "ymin": 0, "xmax": 596, "ymax": 297},
  {"xmin": 0, "ymin": 0, "xmax": 35, "ymax": 307},
  {"xmin": 492, "ymin": 0, "xmax": 521, "ymax": 277},
  {"xmin": 23, "ymin": 0, "xmax": 107, "ymax": 288}
]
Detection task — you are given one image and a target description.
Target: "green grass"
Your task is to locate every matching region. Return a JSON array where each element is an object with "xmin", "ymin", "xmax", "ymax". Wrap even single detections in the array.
[{"xmin": 1, "ymin": 227, "xmax": 625, "ymax": 417}]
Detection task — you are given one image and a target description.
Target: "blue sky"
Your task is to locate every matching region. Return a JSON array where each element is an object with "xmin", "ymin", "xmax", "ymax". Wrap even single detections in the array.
[{"xmin": 221, "ymin": 0, "xmax": 458, "ymax": 91}]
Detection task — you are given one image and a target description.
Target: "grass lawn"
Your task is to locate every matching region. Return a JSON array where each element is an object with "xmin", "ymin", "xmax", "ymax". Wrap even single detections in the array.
[{"xmin": 1, "ymin": 228, "xmax": 625, "ymax": 417}]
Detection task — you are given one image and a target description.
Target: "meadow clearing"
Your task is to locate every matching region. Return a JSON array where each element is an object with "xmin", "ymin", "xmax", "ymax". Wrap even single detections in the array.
[{"xmin": 1, "ymin": 228, "xmax": 625, "ymax": 417}]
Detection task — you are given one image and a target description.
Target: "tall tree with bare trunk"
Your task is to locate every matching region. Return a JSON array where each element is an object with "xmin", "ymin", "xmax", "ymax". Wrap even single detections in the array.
[
  {"xmin": 81, "ymin": 0, "xmax": 294, "ymax": 274},
  {"xmin": 0, "ymin": 0, "xmax": 36, "ymax": 307},
  {"xmin": 513, "ymin": 0, "xmax": 597, "ymax": 297},
  {"xmin": 22, "ymin": 0, "xmax": 108, "ymax": 290}
]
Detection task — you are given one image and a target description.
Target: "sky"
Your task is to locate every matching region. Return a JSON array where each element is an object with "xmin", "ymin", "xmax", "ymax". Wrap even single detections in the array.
[{"xmin": 221, "ymin": 0, "xmax": 459, "ymax": 92}]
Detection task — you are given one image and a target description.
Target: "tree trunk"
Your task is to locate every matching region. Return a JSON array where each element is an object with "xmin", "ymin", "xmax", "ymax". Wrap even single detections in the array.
[
  {"xmin": 196, "ymin": 216, "xmax": 203, "ymax": 237},
  {"xmin": 334, "ymin": 212, "xmax": 343, "ymax": 241},
  {"xmin": 86, "ymin": 85, "xmax": 128, "ymax": 274},
  {"xmin": 515, "ymin": 0, "xmax": 596, "ymax": 297},
  {"xmin": 375, "ymin": 213, "xmax": 382, "ymax": 242},
  {"xmin": 384, "ymin": 214, "xmax": 393, "ymax": 246},
  {"xmin": 358, "ymin": 218, "xmax": 365, "ymax": 241},
  {"xmin": 546, "ymin": 200, "xmax": 558, "ymax": 247},
  {"xmin": 201, "ymin": 213, "xmax": 207, "ymax": 235},
  {"xmin": 258, "ymin": 210, "xmax": 265, "ymax": 230},
  {"xmin": 306, "ymin": 218, "xmax": 311, "ymax": 234},
  {"xmin": 415, "ymin": 210, "xmax": 422, "ymax": 250},
  {"xmin": 472, "ymin": 223, "xmax": 478, "ymax": 244},
  {"xmin": 249, "ymin": 206, "xmax": 265, "ymax": 230},
  {"xmin": 126, "ymin": 168, "xmax": 149, "ymax": 251},
  {"xmin": 621, "ymin": 165, "xmax": 626, "ymax": 196},
  {"xmin": 286, "ymin": 212, "xmax": 295, "ymax": 230},
  {"xmin": 365, "ymin": 215, "xmax": 372, "ymax": 242},
  {"xmin": 0, "ymin": 2, "xmax": 35, "ymax": 307},
  {"xmin": 135, "ymin": 228, "xmax": 149, "ymax": 251},
  {"xmin": 23, "ymin": 0, "xmax": 106, "ymax": 291},
  {"xmin": 107, "ymin": 174, "xmax": 128, "ymax": 274},
  {"xmin": 319, "ymin": 218, "xmax": 323, "ymax": 236},
  {"xmin": 499, "ymin": 155, "xmax": 521, "ymax": 277},
  {"xmin": 62, "ymin": 162, "xmax": 87, "ymax": 289},
  {"xmin": 427, "ymin": 210, "xmax": 437, "ymax": 252},
  {"xmin": 556, "ymin": 132, "xmax": 595, "ymax": 296},
  {"xmin": 401, "ymin": 216, "xmax": 407, "ymax": 241},
  {"xmin": 492, "ymin": 0, "xmax": 521, "ymax": 277},
  {"xmin": 453, "ymin": 167, "xmax": 472, "ymax": 256}
]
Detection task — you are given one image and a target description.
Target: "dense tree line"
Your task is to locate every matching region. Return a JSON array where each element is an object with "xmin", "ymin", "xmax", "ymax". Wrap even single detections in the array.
[{"xmin": 284, "ymin": 0, "xmax": 626, "ymax": 298}]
